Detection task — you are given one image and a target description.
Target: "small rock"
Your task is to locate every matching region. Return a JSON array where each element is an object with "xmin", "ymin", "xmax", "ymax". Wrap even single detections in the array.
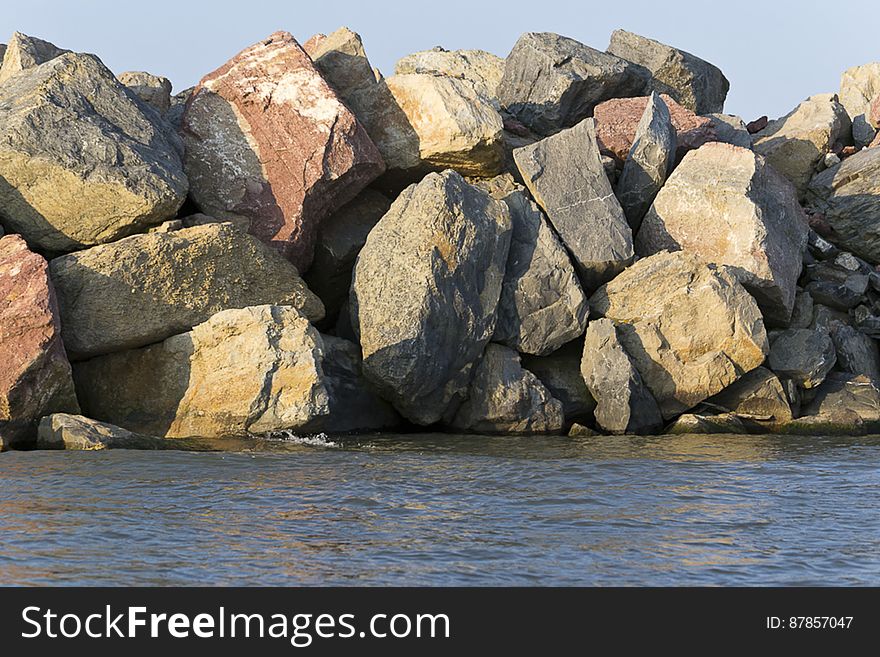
[
  {"xmin": 746, "ymin": 116, "xmax": 769, "ymax": 133},
  {"xmin": 665, "ymin": 413, "xmax": 757, "ymax": 435},
  {"xmin": 37, "ymin": 414, "xmax": 167, "ymax": 450},
  {"xmin": 118, "ymin": 71, "xmax": 173, "ymax": 114},
  {"xmin": 768, "ymin": 328, "xmax": 837, "ymax": 389},
  {"xmin": 806, "ymin": 279, "xmax": 865, "ymax": 310},
  {"xmin": 704, "ymin": 113, "xmax": 752, "ymax": 148},
  {"xmin": 823, "ymin": 152, "xmax": 842, "ymax": 169},
  {"xmin": 707, "ymin": 367, "xmax": 793, "ymax": 423},
  {"xmin": 568, "ymin": 423, "xmax": 599, "ymax": 437}
]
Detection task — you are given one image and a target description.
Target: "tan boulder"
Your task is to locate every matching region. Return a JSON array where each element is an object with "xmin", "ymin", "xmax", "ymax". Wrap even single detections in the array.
[
  {"xmin": 0, "ymin": 31, "xmax": 68, "ymax": 83},
  {"xmin": 839, "ymin": 63, "xmax": 880, "ymax": 147},
  {"xmin": 395, "ymin": 47, "xmax": 504, "ymax": 103}
]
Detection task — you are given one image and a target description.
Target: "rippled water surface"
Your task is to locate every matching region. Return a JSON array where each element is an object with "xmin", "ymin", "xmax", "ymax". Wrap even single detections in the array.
[{"xmin": 2, "ymin": 433, "xmax": 879, "ymax": 586}]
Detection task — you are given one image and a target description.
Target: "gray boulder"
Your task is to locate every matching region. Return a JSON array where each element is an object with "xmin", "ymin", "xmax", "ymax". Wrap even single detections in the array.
[
  {"xmin": 352, "ymin": 171, "xmax": 512, "ymax": 425},
  {"xmin": 521, "ymin": 339, "xmax": 596, "ymax": 422},
  {"xmin": 514, "ymin": 118, "xmax": 634, "ymax": 291},
  {"xmin": 498, "ymin": 32, "xmax": 649, "ymax": 135},
  {"xmin": 707, "ymin": 366, "xmax": 793, "ymax": 423},
  {"xmin": 616, "ymin": 92, "xmax": 676, "ymax": 230},
  {"xmin": 704, "ymin": 113, "xmax": 752, "ymax": 148},
  {"xmin": 607, "ymin": 29, "xmax": 729, "ymax": 114},
  {"xmin": 787, "ymin": 373, "xmax": 880, "ymax": 434},
  {"xmin": 768, "ymin": 328, "xmax": 837, "ymax": 389},
  {"xmin": 581, "ymin": 318, "xmax": 663, "ymax": 435},
  {"xmin": 450, "ymin": 344, "xmax": 564, "ymax": 434},
  {"xmin": 830, "ymin": 324, "xmax": 880, "ymax": 380}
]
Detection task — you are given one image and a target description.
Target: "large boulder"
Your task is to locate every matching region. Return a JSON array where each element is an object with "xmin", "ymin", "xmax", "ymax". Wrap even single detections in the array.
[
  {"xmin": 751, "ymin": 94, "xmax": 851, "ymax": 198},
  {"xmin": 0, "ymin": 31, "xmax": 68, "ymax": 83},
  {"xmin": 182, "ymin": 31, "xmax": 384, "ymax": 271},
  {"xmin": 74, "ymin": 305, "xmax": 331, "ymax": 438},
  {"xmin": 830, "ymin": 324, "xmax": 880, "ymax": 380},
  {"xmin": 520, "ymin": 339, "xmax": 596, "ymax": 422},
  {"xmin": 581, "ymin": 318, "xmax": 663, "ymax": 435},
  {"xmin": 606, "ymin": 29, "xmax": 729, "ymax": 114},
  {"xmin": 768, "ymin": 328, "xmax": 837, "ymax": 389},
  {"xmin": 590, "ymin": 251, "xmax": 769, "ymax": 418},
  {"xmin": 37, "ymin": 414, "xmax": 167, "ymax": 450},
  {"xmin": 449, "ymin": 344, "xmax": 564, "ymax": 434},
  {"xmin": 498, "ymin": 32, "xmax": 649, "ymax": 135},
  {"xmin": 0, "ymin": 236, "xmax": 79, "ymax": 446},
  {"xmin": 513, "ymin": 118, "xmax": 634, "ymax": 290},
  {"xmin": 352, "ymin": 171, "xmax": 511, "ymax": 425},
  {"xmin": 637, "ymin": 142, "xmax": 808, "ymax": 324},
  {"xmin": 118, "ymin": 71, "xmax": 173, "ymax": 114},
  {"xmin": 476, "ymin": 175, "xmax": 588, "ymax": 355},
  {"xmin": 839, "ymin": 63, "xmax": 880, "ymax": 147},
  {"xmin": 50, "ymin": 222, "xmax": 324, "ymax": 359},
  {"xmin": 615, "ymin": 92, "xmax": 677, "ymax": 230},
  {"xmin": 706, "ymin": 366, "xmax": 793, "ymax": 423},
  {"xmin": 0, "ymin": 52, "xmax": 187, "ymax": 253},
  {"xmin": 805, "ymin": 147, "xmax": 880, "ymax": 264},
  {"xmin": 593, "ymin": 93, "xmax": 714, "ymax": 161},
  {"xmin": 395, "ymin": 46, "xmax": 504, "ymax": 103},
  {"xmin": 787, "ymin": 373, "xmax": 880, "ymax": 434},
  {"xmin": 303, "ymin": 189, "xmax": 391, "ymax": 322}
]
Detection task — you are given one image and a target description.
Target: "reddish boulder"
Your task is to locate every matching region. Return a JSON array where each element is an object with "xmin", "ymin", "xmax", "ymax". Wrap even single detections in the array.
[
  {"xmin": 0, "ymin": 235, "xmax": 79, "ymax": 447},
  {"xmin": 593, "ymin": 94, "xmax": 716, "ymax": 162},
  {"xmin": 869, "ymin": 93, "xmax": 880, "ymax": 130},
  {"xmin": 746, "ymin": 116, "xmax": 769, "ymax": 134},
  {"xmin": 182, "ymin": 31, "xmax": 385, "ymax": 272}
]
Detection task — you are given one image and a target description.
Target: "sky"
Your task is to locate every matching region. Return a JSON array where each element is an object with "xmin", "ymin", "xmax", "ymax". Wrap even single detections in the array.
[{"xmin": 2, "ymin": 0, "xmax": 877, "ymax": 121}]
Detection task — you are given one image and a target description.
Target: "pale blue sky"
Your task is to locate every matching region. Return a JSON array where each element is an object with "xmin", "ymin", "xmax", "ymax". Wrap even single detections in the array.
[{"xmin": 2, "ymin": 0, "xmax": 876, "ymax": 121}]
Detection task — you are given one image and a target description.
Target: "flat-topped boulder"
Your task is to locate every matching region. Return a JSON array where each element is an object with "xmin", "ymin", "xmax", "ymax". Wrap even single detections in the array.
[
  {"xmin": 182, "ymin": 31, "xmax": 384, "ymax": 271},
  {"xmin": 395, "ymin": 47, "xmax": 504, "ymax": 103},
  {"xmin": 352, "ymin": 171, "xmax": 511, "ymax": 425},
  {"xmin": 637, "ymin": 142, "xmax": 808, "ymax": 324},
  {"xmin": 50, "ymin": 222, "xmax": 324, "ymax": 359},
  {"xmin": 118, "ymin": 71, "xmax": 173, "ymax": 113},
  {"xmin": 590, "ymin": 251, "xmax": 769, "ymax": 418},
  {"xmin": 498, "ymin": 32, "xmax": 649, "ymax": 135}
]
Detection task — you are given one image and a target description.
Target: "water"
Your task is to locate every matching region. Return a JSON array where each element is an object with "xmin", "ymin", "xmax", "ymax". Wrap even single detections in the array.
[{"xmin": 2, "ymin": 433, "xmax": 879, "ymax": 586}]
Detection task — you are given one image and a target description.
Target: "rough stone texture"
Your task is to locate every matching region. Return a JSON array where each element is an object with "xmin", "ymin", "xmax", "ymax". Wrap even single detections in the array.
[
  {"xmin": 707, "ymin": 366, "xmax": 792, "ymax": 422},
  {"xmin": 0, "ymin": 32, "xmax": 69, "ymax": 84},
  {"xmin": 520, "ymin": 339, "xmax": 596, "ymax": 422},
  {"xmin": 37, "ymin": 414, "xmax": 167, "ymax": 450},
  {"xmin": 395, "ymin": 47, "xmax": 504, "ymax": 103},
  {"xmin": 182, "ymin": 31, "xmax": 384, "ymax": 271},
  {"xmin": 830, "ymin": 324, "xmax": 880, "ymax": 380},
  {"xmin": 751, "ymin": 94, "xmax": 851, "ymax": 198},
  {"xmin": 319, "ymin": 336, "xmax": 401, "ymax": 432},
  {"xmin": 869, "ymin": 92, "xmax": 880, "ymax": 130},
  {"xmin": 0, "ymin": 236, "xmax": 79, "ymax": 446},
  {"xmin": 806, "ymin": 147, "xmax": 880, "ymax": 264},
  {"xmin": 636, "ymin": 142, "xmax": 809, "ymax": 325},
  {"xmin": 768, "ymin": 328, "xmax": 837, "ymax": 389},
  {"xmin": 118, "ymin": 71, "xmax": 172, "ymax": 113},
  {"xmin": 50, "ymin": 223, "xmax": 324, "ymax": 359},
  {"xmin": 498, "ymin": 32, "xmax": 649, "ymax": 135},
  {"xmin": 581, "ymin": 318, "xmax": 663, "ymax": 435},
  {"xmin": 74, "ymin": 305, "xmax": 331, "ymax": 438},
  {"xmin": 450, "ymin": 344, "xmax": 564, "ymax": 434},
  {"xmin": 789, "ymin": 373, "xmax": 880, "ymax": 434},
  {"xmin": 590, "ymin": 251, "xmax": 769, "ymax": 418},
  {"xmin": 514, "ymin": 118, "xmax": 634, "ymax": 291},
  {"xmin": 593, "ymin": 93, "xmax": 715, "ymax": 161},
  {"xmin": 616, "ymin": 92, "xmax": 676, "ymax": 230},
  {"xmin": 304, "ymin": 189, "xmax": 391, "ymax": 321},
  {"xmin": 568, "ymin": 422, "xmax": 599, "ymax": 437},
  {"xmin": 665, "ymin": 413, "xmax": 757, "ymax": 435},
  {"xmin": 806, "ymin": 277, "xmax": 866, "ymax": 311},
  {"xmin": 475, "ymin": 175, "xmax": 588, "ymax": 355},
  {"xmin": 351, "ymin": 171, "xmax": 511, "ymax": 425},
  {"xmin": 606, "ymin": 30, "xmax": 729, "ymax": 114},
  {"xmin": 704, "ymin": 113, "xmax": 752, "ymax": 148},
  {"xmin": 839, "ymin": 63, "xmax": 880, "ymax": 147},
  {"xmin": 0, "ymin": 52, "xmax": 187, "ymax": 254}
]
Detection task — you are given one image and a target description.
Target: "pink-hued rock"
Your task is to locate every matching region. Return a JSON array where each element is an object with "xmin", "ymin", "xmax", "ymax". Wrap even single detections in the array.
[
  {"xmin": 0, "ymin": 235, "xmax": 79, "ymax": 447},
  {"xmin": 593, "ymin": 94, "xmax": 716, "ymax": 162},
  {"xmin": 182, "ymin": 31, "xmax": 385, "ymax": 272},
  {"xmin": 870, "ymin": 93, "xmax": 880, "ymax": 130},
  {"xmin": 870, "ymin": 131, "xmax": 880, "ymax": 149}
]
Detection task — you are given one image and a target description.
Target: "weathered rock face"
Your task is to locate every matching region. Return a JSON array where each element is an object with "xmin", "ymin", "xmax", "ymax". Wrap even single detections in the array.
[
  {"xmin": 50, "ymin": 223, "xmax": 324, "ymax": 360},
  {"xmin": 665, "ymin": 413, "xmax": 758, "ymax": 435},
  {"xmin": 498, "ymin": 32, "xmax": 649, "ymax": 135},
  {"xmin": 118, "ymin": 71, "xmax": 173, "ymax": 114},
  {"xmin": 74, "ymin": 305, "xmax": 331, "ymax": 438},
  {"xmin": 581, "ymin": 318, "xmax": 663, "ymax": 435},
  {"xmin": 475, "ymin": 175, "xmax": 588, "ymax": 355},
  {"xmin": 450, "ymin": 344, "xmax": 564, "ymax": 434},
  {"xmin": 751, "ymin": 94, "xmax": 851, "ymax": 198},
  {"xmin": 870, "ymin": 93, "xmax": 880, "ymax": 130},
  {"xmin": 616, "ymin": 92, "xmax": 677, "ymax": 230},
  {"xmin": 520, "ymin": 339, "xmax": 596, "ymax": 422},
  {"xmin": 839, "ymin": 63, "xmax": 880, "ymax": 147},
  {"xmin": 352, "ymin": 171, "xmax": 511, "ymax": 424},
  {"xmin": 304, "ymin": 189, "xmax": 391, "ymax": 322},
  {"xmin": 830, "ymin": 324, "xmax": 880, "ymax": 380},
  {"xmin": 514, "ymin": 118, "xmax": 634, "ymax": 290},
  {"xmin": 606, "ymin": 29, "xmax": 729, "ymax": 115},
  {"xmin": 707, "ymin": 366, "xmax": 792, "ymax": 423},
  {"xmin": 791, "ymin": 373, "xmax": 880, "ymax": 434},
  {"xmin": 0, "ymin": 32, "xmax": 69, "ymax": 83},
  {"xmin": 590, "ymin": 251, "xmax": 769, "ymax": 418},
  {"xmin": 768, "ymin": 328, "xmax": 837, "ymax": 389},
  {"xmin": 789, "ymin": 289, "xmax": 814, "ymax": 329},
  {"xmin": 37, "ymin": 414, "xmax": 167, "ymax": 450},
  {"xmin": 395, "ymin": 47, "xmax": 504, "ymax": 103},
  {"xmin": 704, "ymin": 113, "xmax": 752, "ymax": 149},
  {"xmin": 0, "ymin": 52, "xmax": 188, "ymax": 254},
  {"xmin": 182, "ymin": 31, "xmax": 384, "ymax": 271},
  {"xmin": 593, "ymin": 93, "xmax": 714, "ymax": 161},
  {"xmin": 0, "ymin": 236, "xmax": 79, "ymax": 446},
  {"xmin": 806, "ymin": 147, "xmax": 880, "ymax": 264},
  {"xmin": 637, "ymin": 142, "xmax": 808, "ymax": 325}
]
